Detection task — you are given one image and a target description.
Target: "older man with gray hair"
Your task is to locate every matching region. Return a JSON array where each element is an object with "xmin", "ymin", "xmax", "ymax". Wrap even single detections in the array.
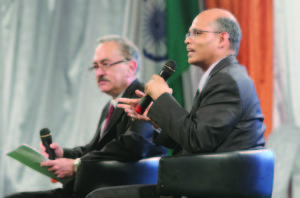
[{"xmin": 5, "ymin": 35, "xmax": 167, "ymax": 198}]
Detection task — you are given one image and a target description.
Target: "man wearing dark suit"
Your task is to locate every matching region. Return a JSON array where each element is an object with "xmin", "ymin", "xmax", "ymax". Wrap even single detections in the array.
[
  {"xmin": 88, "ymin": 8, "xmax": 266, "ymax": 198},
  {"xmin": 139, "ymin": 8, "xmax": 265, "ymax": 157},
  {"xmin": 5, "ymin": 36, "xmax": 167, "ymax": 198}
]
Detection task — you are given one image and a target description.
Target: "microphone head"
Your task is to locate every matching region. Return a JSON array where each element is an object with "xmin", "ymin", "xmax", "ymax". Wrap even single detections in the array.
[
  {"xmin": 40, "ymin": 128, "xmax": 50, "ymax": 136},
  {"xmin": 40, "ymin": 128, "xmax": 52, "ymax": 143},
  {"xmin": 165, "ymin": 60, "xmax": 177, "ymax": 71},
  {"xmin": 134, "ymin": 59, "xmax": 177, "ymax": 115},
  {"xmin": 160, "ymin": 60, "xmax": 177, "ymax": 81}
]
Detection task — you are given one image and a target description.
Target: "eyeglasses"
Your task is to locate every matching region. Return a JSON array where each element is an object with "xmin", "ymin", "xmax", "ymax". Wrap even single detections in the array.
[
  {"xmin": 89, "ymin": 59, "xmax": 131, "ymax": 71},
  {"xmin": 185, "ymin": 30, "xmax": 222, "ymax": 39}
]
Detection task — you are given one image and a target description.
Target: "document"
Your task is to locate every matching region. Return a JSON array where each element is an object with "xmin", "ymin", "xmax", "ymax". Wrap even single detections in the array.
[{"xmin": 7, "ymin": 144, "xmax": 73, "ymax": 183}]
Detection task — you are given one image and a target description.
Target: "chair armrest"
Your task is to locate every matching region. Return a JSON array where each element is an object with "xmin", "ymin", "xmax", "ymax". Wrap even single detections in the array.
[
  {"xmin": 157, "ymin": 149, "xmax": 274, "ymax": 198},
  {"xmin": 74, "ymin": 157, "xmax": 161, "ymax": 197}
]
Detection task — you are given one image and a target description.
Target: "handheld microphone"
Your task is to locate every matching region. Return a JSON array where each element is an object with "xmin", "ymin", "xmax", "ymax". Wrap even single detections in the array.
[
  {"xmin": 40, "ymin": 128, "xmax": 55, "ymax": 160},
  {"xmin": 134, "ymin": 60, "xmax": 177, "ymax": 114}
]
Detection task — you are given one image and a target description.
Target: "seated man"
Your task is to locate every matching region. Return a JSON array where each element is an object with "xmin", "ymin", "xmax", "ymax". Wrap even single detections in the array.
[
  {"xmin": 90, "ymin": 8, "xmax": 266, "ymax": 198},
  {"xmin": 5, "ymin": 35, "xmax": 167, "ymax": 198}
]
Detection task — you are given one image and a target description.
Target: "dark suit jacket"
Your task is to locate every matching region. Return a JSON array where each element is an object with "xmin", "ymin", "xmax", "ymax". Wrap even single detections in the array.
[
  {"xmin": 147, "ymin": 55, "xmax": 265, "ymax": 155},
  {"xmin": 62, "ymin": 79, "xmax": 167, "ymax": 194}
]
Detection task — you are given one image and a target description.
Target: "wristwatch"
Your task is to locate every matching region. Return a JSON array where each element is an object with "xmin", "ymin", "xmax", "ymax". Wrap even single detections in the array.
[{"xmin": 73, "ymin": 158, "xmax": 81, "ymax": 173}]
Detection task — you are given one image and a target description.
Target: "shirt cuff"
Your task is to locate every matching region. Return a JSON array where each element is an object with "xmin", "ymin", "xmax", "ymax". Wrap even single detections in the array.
[{"xmin": 152, "ymin": 125, "xmax": 162, "ymax": 133}]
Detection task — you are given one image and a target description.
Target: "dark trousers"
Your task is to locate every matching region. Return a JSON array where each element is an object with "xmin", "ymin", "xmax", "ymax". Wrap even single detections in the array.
[
  {"xmin": 4, "ymin": 188, "xmax": 74, "ymax": 198},
  {"xmin": 86, "ymin": 184, "xmax": 178, "ymax": 198}
]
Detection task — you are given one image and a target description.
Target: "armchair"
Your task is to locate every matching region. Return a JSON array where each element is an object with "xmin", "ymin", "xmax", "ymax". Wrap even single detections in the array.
[{"xmin": 157, "ymin": 149, "xmax": 274, "ymax": 198}]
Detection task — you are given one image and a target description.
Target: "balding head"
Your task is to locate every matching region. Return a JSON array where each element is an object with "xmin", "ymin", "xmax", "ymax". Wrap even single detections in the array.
[
  {"xmin": 198, "ymin": 8, "xmax": 242, "ymax": 54},
  {"xmin": 185, "ymin": 8, "xmax": 242, "ymax": 70},
  {"xmin": 199, "ymin": 8, "xmax": 238, "ymax": 22}
]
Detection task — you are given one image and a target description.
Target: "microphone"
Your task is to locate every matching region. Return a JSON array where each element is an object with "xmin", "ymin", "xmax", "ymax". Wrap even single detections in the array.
[
  {"xmin": 134, "ymin": 60, "xmax": 177, "ymax": 114},
  {"xmin": 40, "ymin": 128, "xmax": 55, "ymax": 160}
]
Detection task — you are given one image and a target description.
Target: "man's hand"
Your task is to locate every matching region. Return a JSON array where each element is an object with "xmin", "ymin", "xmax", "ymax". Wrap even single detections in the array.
[
  {"xmin": 145, "ymin": 75, "xmax": 172, "ymax": 100},
  {"xmin": 117, "ymin": 90, "xmax": 151, "ymax": 121},
  {"xmin": 117, "ymin": 90, "xmax": 162, "ymax": 129},
  {"xmin": 41, "ymin": 158, "xmax": 75, "ymax": 178},
  {"xmin": 40, "ymin": 142, "xmax": 64, "ymax": 159}
]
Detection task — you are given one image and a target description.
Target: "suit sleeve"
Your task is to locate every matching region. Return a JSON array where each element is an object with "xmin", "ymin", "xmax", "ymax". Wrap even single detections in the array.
[
  {"xmin": 147, "ymin": 73, "xmax": 242, "ymax": 154},
  {"xmin": 63, "ymin": 79, "xmax": 167, "ymax": 161},
  {"xmin": 80, "ymin": 117, "xmax": 166, "ymax": 162},
  {"xmin": 63, "ymin": 143, "xmax": 93, "ymax": 159}
]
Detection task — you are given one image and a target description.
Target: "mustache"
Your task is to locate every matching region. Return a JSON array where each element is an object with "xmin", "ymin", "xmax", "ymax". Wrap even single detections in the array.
[{"xmin": 97, "ymin": 75, "xmax": 109, "ymax": 83}]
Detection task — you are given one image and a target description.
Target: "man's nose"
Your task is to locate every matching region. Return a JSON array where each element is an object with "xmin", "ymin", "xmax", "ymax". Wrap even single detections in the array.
[
  {"xmin": 184, "ymin": 36, "xmax": 191, "ymax": 44},
  {"xmin": 95, "ymin": 67, "xmax": 105, "ymax": 76}
]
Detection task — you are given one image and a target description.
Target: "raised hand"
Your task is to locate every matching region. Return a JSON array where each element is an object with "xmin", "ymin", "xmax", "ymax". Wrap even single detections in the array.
[
  {"xmin": 117, "ymin": 90, "xmax": 151, "ymax": 122},
  {"xmin": 144, "ymin": 75, "xmax": 172, "ymax": 100}
]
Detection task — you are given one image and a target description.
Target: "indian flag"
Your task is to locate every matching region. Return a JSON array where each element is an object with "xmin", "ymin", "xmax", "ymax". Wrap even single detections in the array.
[{"xmin": 130, "ymin": 0, "xmax": 201, "ymax": 109}]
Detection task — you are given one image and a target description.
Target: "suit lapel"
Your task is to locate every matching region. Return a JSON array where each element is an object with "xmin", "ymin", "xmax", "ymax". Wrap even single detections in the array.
[
  {"xmin": 209, "ymin": 55, "xmax": 238, "ymax": 78},
  {"xmin": 200, "ymin": 55, "xmax": 238, "ymax": 95},
  {"xmin": 190, "ymin": 90, "xmax": 202, "ymax": 116},
  {"xmin": 88, "ymin": 103, "xmax": 109, "ymax": 149},
  {"xmin": 102, "ymin": 107, "xmax": 122, "ymax": 136},
  {"xmin": 99, "ymin": 79, "xmax": 141, "ymax": 141},
  {"xmin": 190, "ymin": 55, "xmax": 239, "ymax": 115}
]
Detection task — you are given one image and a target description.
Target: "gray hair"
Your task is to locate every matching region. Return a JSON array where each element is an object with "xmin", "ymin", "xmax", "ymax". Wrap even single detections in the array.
[
  {"xmin": 97, "ymin": 35, "xmax": 141, "ymax": 74},
  {"xmin": 213, "ymin": 17, "xmax": 242, "ymax": 55}
]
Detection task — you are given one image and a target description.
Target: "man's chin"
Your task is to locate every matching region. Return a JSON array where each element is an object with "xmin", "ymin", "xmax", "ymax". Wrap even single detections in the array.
[
  {"xmin": 187, "ymin": 58, "xmax": 196, "ymax": 65},
  {"xmin": 98, "ymin": 85, "xmax": 110, "ymax": 92}
]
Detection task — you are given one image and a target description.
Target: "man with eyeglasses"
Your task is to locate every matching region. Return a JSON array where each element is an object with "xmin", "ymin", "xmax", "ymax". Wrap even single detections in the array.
[
  {"xmin": 5, "ymin": 36, "xmax": 167, "ymax": 198},
  {"xmin": 87, "ymin": 8, "xmax": 266, "ymax": 198}
]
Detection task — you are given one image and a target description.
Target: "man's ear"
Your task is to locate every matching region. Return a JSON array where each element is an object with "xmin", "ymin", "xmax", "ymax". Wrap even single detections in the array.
[
  {"xmin": 128, "ymin": 59, "xmax": 138, "ymax": 77},
  {"xmin": 218, "ymin": 32, "xmax": 230, "ymax": 49}
]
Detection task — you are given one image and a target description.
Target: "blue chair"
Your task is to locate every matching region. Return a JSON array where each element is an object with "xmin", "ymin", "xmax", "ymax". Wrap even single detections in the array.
[
  {"xmin": 74, "ymin": 157, "xmax": 161, "ymax": 197},
  {"xmin": 86, "ymin": 149, "xmax": 274, "ymax": 198},
  {"xmin": 157, "ymin": 149, "xmax": 274, "ymax": 198}
]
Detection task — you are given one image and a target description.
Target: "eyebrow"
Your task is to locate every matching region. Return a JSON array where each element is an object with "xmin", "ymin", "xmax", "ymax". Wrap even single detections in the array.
[
  {"xmin": 189, "ymin": 28, "xmax": 204, "ymax": 32},
  {"xmin": 92, "ymin": 59, "xmax": 110, "ymax": 64}
]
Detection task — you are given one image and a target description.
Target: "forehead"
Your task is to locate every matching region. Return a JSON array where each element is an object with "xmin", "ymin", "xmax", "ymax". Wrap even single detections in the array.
[
  {"xmin": 93, "ymin": 41, "xmax": 123, "ymax": 61},
  {"xmin": 189, "ymin": 13, "xmax": 215, "ymax": 31}
]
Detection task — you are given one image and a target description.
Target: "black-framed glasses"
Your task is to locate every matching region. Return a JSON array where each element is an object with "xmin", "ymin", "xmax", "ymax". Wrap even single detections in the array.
[
  {"xmin": 185, "ymin": 30, "xmax": 222, "ymax": 39},
  {"xmin": 89, "ymin": 59, "xmax": 131, "ymax": 71}
]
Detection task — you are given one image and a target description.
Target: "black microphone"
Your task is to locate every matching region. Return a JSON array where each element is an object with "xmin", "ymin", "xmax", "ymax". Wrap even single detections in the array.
[
  {"xmin": 134, "ymin": 60, "xmax": 177, "ymax": 114},
  {"xmin": 40, "ymin": 128, "xmax": 55, "ymax": 160}
]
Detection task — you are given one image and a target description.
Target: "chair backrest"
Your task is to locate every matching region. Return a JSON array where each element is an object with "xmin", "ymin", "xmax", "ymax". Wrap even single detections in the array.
[
  {"xmin": 157, "ymin": 149, "xmax": 274, "ymax": 198},
  {"xmin": 74, "ymin": 157, "xmax": 161, "ymax": 197}
]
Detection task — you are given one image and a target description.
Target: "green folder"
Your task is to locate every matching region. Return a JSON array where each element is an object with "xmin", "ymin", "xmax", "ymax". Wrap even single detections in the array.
[{"xmin": 7, "ymin": 144, "xmax": 73, "ymax": 183}]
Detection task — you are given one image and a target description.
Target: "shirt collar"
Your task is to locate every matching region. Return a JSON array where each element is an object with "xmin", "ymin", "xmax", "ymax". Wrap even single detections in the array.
[
  {"xmin": 110, "ymin": 90, "xmax": 125, "ymax": 108},
  {"xmin": 198, "ymin": 56, "xmax": 227, "ymax": 92}
]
